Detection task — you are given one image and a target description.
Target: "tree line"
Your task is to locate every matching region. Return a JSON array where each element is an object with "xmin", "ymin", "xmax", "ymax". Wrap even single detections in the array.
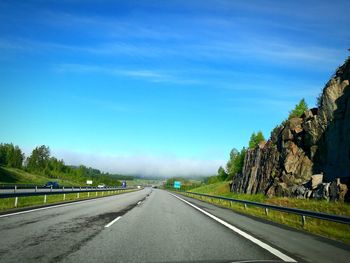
[
  {"xmin": 0, "ymin": 143, "xmax": 124, "ymax": 186},
  {"xmin": 0, "ymin": 143, "xmax": 24, "ymax": 169}
]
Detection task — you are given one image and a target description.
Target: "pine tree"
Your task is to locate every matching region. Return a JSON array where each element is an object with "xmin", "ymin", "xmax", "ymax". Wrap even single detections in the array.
[{"xmin": 288, "ymin": 98, "xmax": 308, "ymax": 119}]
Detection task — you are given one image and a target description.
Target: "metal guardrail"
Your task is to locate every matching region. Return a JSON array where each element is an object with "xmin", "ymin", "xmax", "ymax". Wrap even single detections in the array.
[
  {"xmin": 0, "ymin": 187, "xmax": 136, "ymax": 198},
  {"xmin": 0, "ymin": 187, "xmax": 139, "ymax": 209},
  {"xmin": 181, "ymin": 191, "xmax": 350, "ymax": 226},
  {"xmin": 0, "ymin": 184, "xmax": 120, "ymax": 189}
]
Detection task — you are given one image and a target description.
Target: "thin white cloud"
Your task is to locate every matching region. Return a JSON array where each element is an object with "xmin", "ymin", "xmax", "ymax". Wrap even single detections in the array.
[
  {"xmin": 55, "ymin": 63, "xmax": 200, "ymax": 84},
  {"xmin": 190, "ymin": 38, "xmax": 344, "ymax": 68},
  {"xmin": 0, "ymin": 32, "xmax": 344, "ymax": 73},
  {"xmin": 53, "ymin": 149, "xmax": 223, "ymax": 178}
]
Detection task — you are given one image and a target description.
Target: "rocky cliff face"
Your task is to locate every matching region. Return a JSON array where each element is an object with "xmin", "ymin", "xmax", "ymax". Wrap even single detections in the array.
[{"xmin": 231, "ymin": 57, "xmax": 350, "ymax": 201}]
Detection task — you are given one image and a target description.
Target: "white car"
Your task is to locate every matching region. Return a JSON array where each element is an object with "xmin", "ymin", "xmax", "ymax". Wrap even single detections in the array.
[{"xmin": 97, "ymin": 184, "xmax": 106, "ymax": 188}]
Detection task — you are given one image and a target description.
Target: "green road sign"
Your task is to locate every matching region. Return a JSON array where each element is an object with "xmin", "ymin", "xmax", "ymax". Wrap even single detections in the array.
[{"xmin": 174, "ymin": 181, "xmax": 181, "ymax": 189}]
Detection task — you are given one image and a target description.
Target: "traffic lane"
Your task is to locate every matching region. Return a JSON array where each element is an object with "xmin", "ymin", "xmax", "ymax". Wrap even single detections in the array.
[
  {"xmin": 65, "ymin": 189, "xmax": 281, "ymax": 263},
  {"xmin": 177, "ymin": 193, "xmax": 350, "ymax": 263},
  {"xmin": 0, "ymin": 188, "xmax": 152, "ymax": 263}
]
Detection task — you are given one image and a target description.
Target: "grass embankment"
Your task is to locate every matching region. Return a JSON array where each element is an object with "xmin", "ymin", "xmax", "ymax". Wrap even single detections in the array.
[
  {"xmin": 0, "ymin": 189, "xmax": 137, "ymax": 212},
  {"xmin": 0, "ymin": 167, "xmax": 139, "ymax": 211},
  {"xmin": 0, "ymin": 166, "xmax": 83, "ymax": 186},
  {"xmin": 184, "ymin": 181, "xmax": 350, "ymax": 244}
]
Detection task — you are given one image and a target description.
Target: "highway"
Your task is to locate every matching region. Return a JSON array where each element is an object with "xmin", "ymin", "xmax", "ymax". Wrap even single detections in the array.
[{"xmin": 0, "ymin": 188, "xmax": 349, "ymax": 263}]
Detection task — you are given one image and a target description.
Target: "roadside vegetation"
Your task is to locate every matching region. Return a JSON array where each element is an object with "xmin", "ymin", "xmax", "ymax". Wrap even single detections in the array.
[
  {"xmin": 0, "ymin": 143, "xmax": 131, "ymax": 186},
  {"xmin": 182, "ymin": 181, "xmax": 350, "ymax": 244},
  {"xmin": 1, "ymin": 166, "xmax": 82, "ymax": 186},
  {"xmin": 163, "ymin": 177, "xmax": 202, "ymax": 191}
]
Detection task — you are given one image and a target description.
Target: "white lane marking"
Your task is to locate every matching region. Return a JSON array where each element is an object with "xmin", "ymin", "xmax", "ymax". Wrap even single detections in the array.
[
  {"xmin": 170, "ymin": 193, "xmax": 296, "ymax": 263},
  {"xmin": 105, "ymin": 216, "xmax": 122, "ymax": 228},
  {"xmin": 0, "ymin": 192, "xmax": 136, "ymax": 219}
]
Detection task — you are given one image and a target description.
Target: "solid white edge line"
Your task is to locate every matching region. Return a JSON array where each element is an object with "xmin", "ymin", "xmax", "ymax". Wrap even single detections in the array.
[
  {"xmin": 0, "ymin": 193, "xmax": 128, "ymax": 219},
  {"xmin": 105, "ymin": 216, "xmax": 122, "ymax": 228},
  {"xmin": 169, "ymin": 193, "xmax": 296, "ymax": 263}
]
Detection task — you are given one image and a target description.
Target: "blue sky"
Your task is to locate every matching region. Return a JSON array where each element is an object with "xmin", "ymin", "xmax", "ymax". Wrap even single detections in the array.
[{"xmin": 0, "ymin": 0, "xmax": 349, "ymax": 177}]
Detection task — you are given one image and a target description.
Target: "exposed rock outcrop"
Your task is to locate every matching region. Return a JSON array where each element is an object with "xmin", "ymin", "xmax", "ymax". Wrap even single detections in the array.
[{"xmin": 231, "ymin": 57, "xmax": 350, "ymax": 201}]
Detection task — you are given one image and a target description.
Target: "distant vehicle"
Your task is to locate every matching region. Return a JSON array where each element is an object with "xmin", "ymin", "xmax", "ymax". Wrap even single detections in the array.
[
  {"xmin": 137, "ymin": 185, "xmax": 141, "ymax": 189},
  {"xmin": 121, "ymin": 181, "xmax": 127, "ymax": 188},
  {"xmin": 44, "ymin": 182, "xmax": 59, "ymax": 188},
  {"xmin": 97, "ymin": 184, "xmax": 106, "ymax": 188}
]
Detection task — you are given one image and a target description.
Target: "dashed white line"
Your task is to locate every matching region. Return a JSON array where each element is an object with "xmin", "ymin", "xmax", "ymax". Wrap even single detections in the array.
[
  {"xmin": 169, "ymin": 193, "xmax": 296, "ymax": 263},
  {"xmin": 105, "ymin": 216, "xmax": 122, "ymax": 228}
]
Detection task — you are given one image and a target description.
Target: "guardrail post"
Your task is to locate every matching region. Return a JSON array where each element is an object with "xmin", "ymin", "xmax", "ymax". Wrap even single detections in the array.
[
  {"xmin": 80, "ymin": 187, "xmax": 81, "ymax": 191},
  {"xmin": 72, "ymin": 187, "xmax": 74, "ymax": 191},
  {"xmin": 265, "ymin": 208, "xmax": 269, "ymax": 216},
  {"xmin": 14, "ymin": 197, "xmax": 18, "ymax": 208},
  {"xmin": 301, "ymin": 215, "xmax": 306, "ymax": 227},
  {"xmin": 244, "ymin": 204, "xmax": 247, "ymax": 209},
  {"xmin": 63, "ymin": 186, "xmax": 65, "ymax": 191},
  {"xmin": 63, "ymin": 193, "xmax": 66, "ymax": 201},
  {"xmin": 14, "ymin": 185, "xmax": 17, "ymax": 194},
  {"xmin": 35, "ymin": 186, "xmax": 37, "ymax": 192},
  {"xmin": 44, "ymin": 195, "xmax": 47, "ymax": 204},
  {"xmin": 50, "ymin": 186, "xmax": 52, "ymax": 192}
]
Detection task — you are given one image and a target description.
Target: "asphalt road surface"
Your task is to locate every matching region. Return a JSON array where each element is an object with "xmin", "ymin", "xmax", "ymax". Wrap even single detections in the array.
[{"xmin": 0, "ymin": 188, "xmax": 349, "ymax": 263}]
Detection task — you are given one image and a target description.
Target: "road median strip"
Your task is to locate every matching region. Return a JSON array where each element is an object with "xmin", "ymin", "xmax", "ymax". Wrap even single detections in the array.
[{"xmin": 0, "ymin": 188, "xmax": 141, "ymax": 216}]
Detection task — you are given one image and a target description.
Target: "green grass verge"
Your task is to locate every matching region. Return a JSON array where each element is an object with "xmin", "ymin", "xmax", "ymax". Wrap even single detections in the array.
[
  {"xmin": 0, "ymin": 189, "xmax": 137, "ymax": 212},
  {"xmin": 185, "ymin": 181, "xmax": 350, "ymax": 244},
  {"xmin": 0, "ymin": 166, "xmax": 81, "ymax": 186}
]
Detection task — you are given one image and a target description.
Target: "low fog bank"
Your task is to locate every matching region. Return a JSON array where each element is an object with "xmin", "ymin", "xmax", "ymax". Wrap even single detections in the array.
[{"xmin": 53, "ymin": 150, "xmax": 224, "ymax": 178}]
